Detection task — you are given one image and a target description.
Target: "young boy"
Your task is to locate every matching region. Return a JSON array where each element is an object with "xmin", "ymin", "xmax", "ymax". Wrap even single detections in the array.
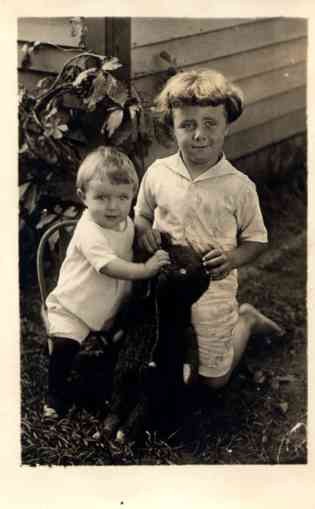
[
  {"xmin": 134, "ymin": 69, "xmax": 284, "ymax": 390},
  {"xmin": 45, "ymin": 146, "xmax": 169, "ymax": 417}
]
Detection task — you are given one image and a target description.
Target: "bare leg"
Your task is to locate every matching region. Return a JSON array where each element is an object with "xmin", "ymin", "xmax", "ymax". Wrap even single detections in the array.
[
  {"xmin": 238, "ymin": 303, "xmax": 284, "ymax": 338},
  {"xmin": 200, "ymin": 303, "xmax": 284, "ymax": 390}
]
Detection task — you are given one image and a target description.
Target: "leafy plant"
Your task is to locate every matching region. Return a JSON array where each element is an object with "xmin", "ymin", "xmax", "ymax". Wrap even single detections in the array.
[{"xmin": 19, "ymin": 49, "xmax": 150, "ymax": 283}]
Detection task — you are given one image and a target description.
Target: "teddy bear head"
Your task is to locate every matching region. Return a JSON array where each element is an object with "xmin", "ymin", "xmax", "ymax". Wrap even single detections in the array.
[{"xmin": 157, "ymin": 232, "xmax": 210, "ymax": 308}]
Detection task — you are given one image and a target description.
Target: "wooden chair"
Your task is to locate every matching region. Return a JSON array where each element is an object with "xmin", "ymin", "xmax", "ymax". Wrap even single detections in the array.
[{"xmin": 36, "ymin": 219, "xmax": 77, "ymax": 352}]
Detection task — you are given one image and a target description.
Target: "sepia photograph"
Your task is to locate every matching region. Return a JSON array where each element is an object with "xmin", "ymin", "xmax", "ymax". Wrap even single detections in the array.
[
  {"xmin": 2, "ymin": 3, "xmax": 314, "ymax": 507},
  {"xmin": 17, "ymin": 15, "xmax": 307, "ymax": 467}
]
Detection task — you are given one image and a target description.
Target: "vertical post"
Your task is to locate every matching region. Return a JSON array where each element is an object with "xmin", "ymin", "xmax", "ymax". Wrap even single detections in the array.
[{"xmin": 105, "ymin": 17, "xmax": 131, "ymax": 82}]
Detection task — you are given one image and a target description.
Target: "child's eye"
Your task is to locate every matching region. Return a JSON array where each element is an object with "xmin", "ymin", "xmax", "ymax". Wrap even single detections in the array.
[
  {"xmin": 204, "ymin": 120, "xmax": 216, "ymax": 128},
  {"xmin": 181, "ymin": 121, "xmax": 195, "ymax": 130},
  {"xmin": 119, "ymin": 195, "xmax": 129, "ymax": 201}
]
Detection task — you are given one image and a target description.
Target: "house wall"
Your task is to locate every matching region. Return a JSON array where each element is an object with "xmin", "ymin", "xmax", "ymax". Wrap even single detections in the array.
[
  {"xmin": 18, "ymin": 18, "xmax": 109, "ymax": 90},
  {"xmin": 130, "ymin": 17, "xmax": 307, "ymax": 165},
  {"xmin": 17, "ymin": 17, "xmax": 307, "ymax": 168}
]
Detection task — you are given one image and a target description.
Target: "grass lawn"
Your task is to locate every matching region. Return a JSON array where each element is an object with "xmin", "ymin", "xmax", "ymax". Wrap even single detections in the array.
[{"xmin": 20, "ymin": 176, "xmax": 307, "ymax": 465}]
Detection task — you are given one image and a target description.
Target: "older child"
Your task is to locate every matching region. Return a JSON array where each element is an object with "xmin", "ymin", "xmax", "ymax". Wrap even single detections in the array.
[
  {"xmin": 134, "ymin": 69, "xmax": 284, "ymax": 390},
  {"xmin": 45, "ymin": 146, "xmax": 169, "ymax": 417}
]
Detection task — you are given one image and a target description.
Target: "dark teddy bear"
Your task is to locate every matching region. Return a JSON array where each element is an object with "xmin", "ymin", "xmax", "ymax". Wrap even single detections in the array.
[{"xmin": 102, "ymin": 232, "xmax": 211, "ymax": 444}]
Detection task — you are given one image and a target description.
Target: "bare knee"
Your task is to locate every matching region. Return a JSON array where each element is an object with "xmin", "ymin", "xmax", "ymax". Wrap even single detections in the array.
[{"xmin": 199, "ymin": 372, "xmax": 231, "ymax": 390}]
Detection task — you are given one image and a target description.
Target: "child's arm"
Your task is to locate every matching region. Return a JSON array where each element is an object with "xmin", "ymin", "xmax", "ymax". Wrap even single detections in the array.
[
  {"xmin": 204, "ymin": 181, "xmax": 269, "ymax": 277},
  {"xmin": 134, "ymin": 165, "xmax": 161, "ymax": 253},
  {"xmin": 202, "ymin": 241, "xmax": 268, "ymax": 278},
  {"xmin": 134, "ymin": 216, "xmax": 161, "ymax": 253},
  {"xmin": 100, "ymin": 250, "xmax": 169, "ymax": 280}
]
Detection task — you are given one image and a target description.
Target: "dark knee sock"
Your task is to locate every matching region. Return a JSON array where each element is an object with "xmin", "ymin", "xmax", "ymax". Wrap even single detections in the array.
[{"xmin": 47, "ymin": 337, "xmax": 80, "ymax": 413}]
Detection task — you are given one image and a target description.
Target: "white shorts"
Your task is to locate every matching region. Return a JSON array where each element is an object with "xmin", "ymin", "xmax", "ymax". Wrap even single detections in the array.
[
  {"xmin": 47, "ymin": 298, "xmax": 114, "ymax": 344},
  {"xmin": 191, "ymin": 281, "xmax": 239, "ymax": 378}
]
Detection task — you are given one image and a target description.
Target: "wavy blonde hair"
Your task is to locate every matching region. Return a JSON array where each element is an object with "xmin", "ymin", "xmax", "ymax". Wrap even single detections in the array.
[
  {"xmin": 154, "ymin": 69, "xmax": 244, "ymax": 125},
  {"xmin": 76, "ymin": 146, "xmax": 139, "ymax": 196}
]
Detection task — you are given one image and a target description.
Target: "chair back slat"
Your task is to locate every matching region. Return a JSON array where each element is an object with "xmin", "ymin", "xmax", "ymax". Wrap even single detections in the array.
[
  {"xmin": 37, "ymin": 219, "xmax": 77, "ymax": 309},
  {"xmin": 58, "ymin": 225, "xmax": 72, "ymax": 266}
]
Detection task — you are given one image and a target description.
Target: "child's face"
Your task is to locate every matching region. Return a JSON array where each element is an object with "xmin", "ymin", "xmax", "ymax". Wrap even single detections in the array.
[
  {"xmin": 172, "ymin": 105, "xmax": 229, "ymax": 175},
  {"xmin": 78, "ymin": 176, "xmax": 134, "ymax": 230}
]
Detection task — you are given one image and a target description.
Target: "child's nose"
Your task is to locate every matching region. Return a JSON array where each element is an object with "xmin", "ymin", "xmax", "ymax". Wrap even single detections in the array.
[
  {"xmin": 107, "ymin": 197, "xmax": 117, "ymax": 209},
  {"xmin": 193, "ymin": 128, "xmax": 206, "ymax": 141}
]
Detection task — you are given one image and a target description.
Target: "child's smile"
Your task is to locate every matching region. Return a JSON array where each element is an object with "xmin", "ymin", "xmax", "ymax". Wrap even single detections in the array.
[{"xmin": 172, "ymin": 104, "xmax": 229, "ymax": 178}]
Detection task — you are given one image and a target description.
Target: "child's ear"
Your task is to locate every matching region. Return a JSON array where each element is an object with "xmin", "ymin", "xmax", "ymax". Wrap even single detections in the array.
[{"xmin": 77, "ymin": 188, "xmax": 85, "ymax": 204}]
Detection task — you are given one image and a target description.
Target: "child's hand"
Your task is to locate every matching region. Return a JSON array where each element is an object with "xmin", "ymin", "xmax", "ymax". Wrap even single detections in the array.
[
  {"xmin": 202, "ymin": 248, "xmax": 232, "ymax": 279},
  {"xmin": 138, "ymin": 228, "xmax": 162, "ymax": 253},
  {"xmin": 203, "ymin": 242, "xmax": 267, "ymax": 278},
  {"xmin": 144, "ymin": 249, "xmax": 170, "ymax": 277}
]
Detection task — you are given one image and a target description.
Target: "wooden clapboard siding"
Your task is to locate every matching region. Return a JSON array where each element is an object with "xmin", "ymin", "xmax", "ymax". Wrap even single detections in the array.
[
  {"xmin": 132, "ymin": 36, "xmax": 307, "ymax": 100},
  {"xmin": 18, "ymin": 18, "xmax": 84, "ymax": 47},
  {"xmin": 131, "ymin": 18, "xmax": 306, "ymax": 78},
  {"xmin": 131, "ymin": 18, "xmax": 254, "ymax": 47},
  {"xmin": 17, "ymin": 18, "xmax": 108, "ymax": 75},
  {"xmin": 18, "ymin": 17, "xmax": 106, "ymax": 52},
  {"xmin": 18, "ymin": 17, "xmax": 109, "ymax": 91},
  {"xmin": 225, "ymin": 108, "xmax": 306, "ymax": 160},
  {"xmin": 238, "ymin": 61, "xmax": 306, "ymax": 106},
  {"xmin": 134, "ymin": 59, "xmax": 306, "ymax": 113},
  {"xmin": 229, "ymin": 86, "xmax": 306, "ymax": 136},
  {"xmin": 209, "ymin": 37, "xmax": 306, "ymax": 82}
]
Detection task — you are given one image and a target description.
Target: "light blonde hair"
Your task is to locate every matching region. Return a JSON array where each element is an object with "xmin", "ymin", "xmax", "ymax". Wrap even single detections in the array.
[
  {"xmin": 76, "ymin": 146, "xmax": 139, "ymax": 196},
  {"xmin": 154, "ymin": 69, "xmax": 244, "ymax": 125}
]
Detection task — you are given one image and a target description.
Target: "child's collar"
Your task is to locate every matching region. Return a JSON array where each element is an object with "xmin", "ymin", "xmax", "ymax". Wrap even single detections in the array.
[{"xmin": 173, "ymin": 151, "xmax": 236, "ymax": 181}]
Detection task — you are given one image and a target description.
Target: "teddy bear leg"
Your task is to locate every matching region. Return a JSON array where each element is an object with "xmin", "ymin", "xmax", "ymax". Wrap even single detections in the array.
[
  {"xmin": 102, "ymin": 412, "xmax": 121, "ymax": 439},
  {"xmin": 115, "ymin": 398, "xmax": 148, "ymax": 444}
]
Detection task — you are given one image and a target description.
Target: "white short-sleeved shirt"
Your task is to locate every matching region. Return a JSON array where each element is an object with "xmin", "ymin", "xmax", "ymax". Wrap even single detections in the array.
[
  {"xmin": 135, "ymin": 151, "xmax": 267, "ymax": 292},
  {"xmin": 46, "ymin": 210, "xmax": 134, "ymax": 331}
]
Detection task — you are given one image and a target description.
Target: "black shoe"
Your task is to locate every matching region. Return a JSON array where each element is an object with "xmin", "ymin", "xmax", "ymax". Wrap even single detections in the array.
[{"xmin": 44, "ymin": 393, "xmax": 72, "ymax": 418}]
